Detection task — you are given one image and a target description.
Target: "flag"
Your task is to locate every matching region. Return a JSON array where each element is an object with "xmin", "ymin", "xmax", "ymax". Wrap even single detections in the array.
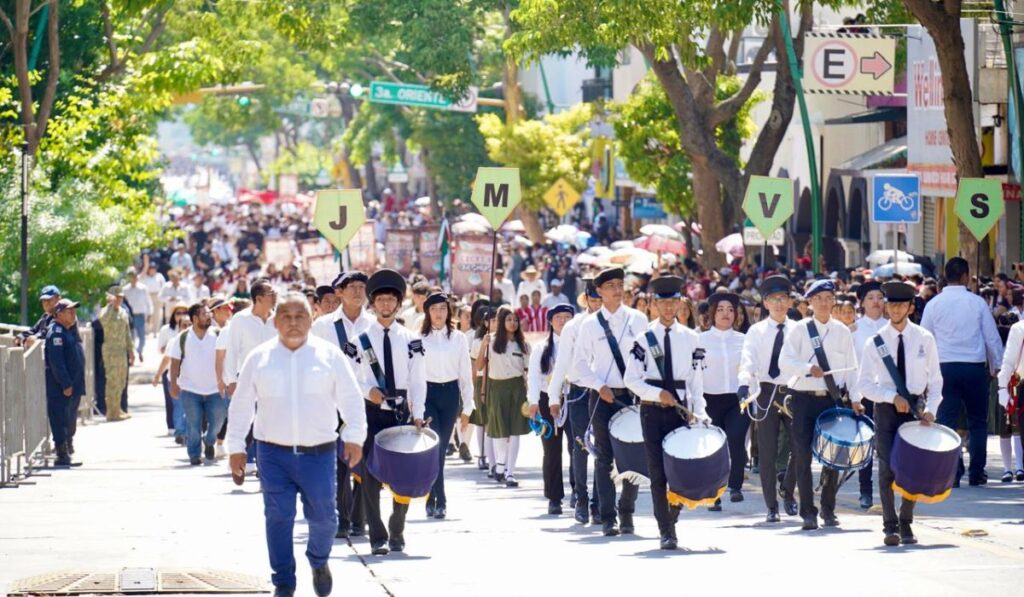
[{"xmin": 438, "ymin": 217, "xmax": 452, "ymax": 291}]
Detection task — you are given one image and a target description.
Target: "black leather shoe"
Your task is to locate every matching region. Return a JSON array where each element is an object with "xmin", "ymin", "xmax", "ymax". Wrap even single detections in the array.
[
  {"xmin": 175, "ymin": 436, "xmax": 185, "ymax": 445},
  {"xmin": 426, "ymin": 503, "xmax": 436, "ymax": 518},
  {"xmin": 619, "ymin": 513, "xmax": 634, "ymax": 534},
  {"xmin": 273, "ymin": 585, "xmax": 295, "ymax": 597},
  {"xmin": 784, "ymin": 498, "xmax": 798, "ymax": 517},
  {"xmin": 311, "ymin": 564, "xmax": 332, "ymax": 597},
  {"xmin": 487, "ymin": 465, "xmax": 495, "ymax": 479},
  {"xmin": 968, "ymin": 476, "xmax": 988, "ymax": 486},
  {"xmin": 659, "ymin": 534, "xmax": 678, "ymax": 550},
  {"xmin": 859, "ymin": 494, "xmax": 873, "ymax": 509},
  {"xmin": 350, "ymin": 524, "xmax": 365, "ymax": 537},
  {"xmin": 730, "ymin": 490, "xmax": 744, "ymax": 503},
  {"xmin": 801, "ymin": 517, "xmax": 818, "ymax": 531},
  {"xmin": 189, "ymin": 456, "xmax": 202, "ymax": 466},
  {"xmin": 590, "ymin": 507, "xmax": 600, "ymax": 523},
  {"xmin": 569, "ymin": 493, "xmax": 578, "ymax": 509},
  {"xmin": 434, "ymin": 507, "xmax": 446, "ymax": 520},
  {"xmin": 335, "ymin": 525, "xmax": 350, "ymax": 539},
  {"xmin": 459, "ymin": 443, "xmax": 472, "ymax": 463},
  {"xmin": 899, "ymin": 523, "xmax": 917, "ymax": 545},
  {"xmin": 388, "ymin": 538, "xmax": 405, "ymax": 553},
  {"xmin": 952, "ymin": 477, "xmax": 961, "ymax": 488},
  {"xmin": 602, "ymin": 521, "xmax": 620, "ymax": 537},
  {"xmin": 708, "ymin": 498, "xmax": 722, "ymax": 512},
  {"xmin": 370, "ymin": 542, "xmax": 389, "ymax": 556},
  {"xmin": 204, "ymin": 443, "xmax": 215, "ymax": 460},
  {"xmin": 822, "ymin": 513, "xmax": 840, "ymax": 527},
  {"xmin": 574, "ymin": 505, "xmax": 589, "ymax": 524},
  {"xmin": 883, "ymin": 532, "xmax": 901, "ymax": 546},
  {"xmin": 548, "ymin": 500, "xmax": 562, "ymax": 515},
  {"xmin": 765, "ymin": 508, "xmax": 780, "ymax": 523}
]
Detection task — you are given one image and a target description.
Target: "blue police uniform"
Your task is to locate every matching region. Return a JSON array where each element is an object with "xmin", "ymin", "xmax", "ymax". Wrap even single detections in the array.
[{"xmin": 44, "ymin": 320, "xmax": 85, "ymax": 463}]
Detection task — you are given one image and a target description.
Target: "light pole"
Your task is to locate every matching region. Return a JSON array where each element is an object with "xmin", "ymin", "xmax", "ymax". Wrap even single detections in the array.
[{"xmin": 20, "ymin": 141, "xmax": 29, "ymax": 326}]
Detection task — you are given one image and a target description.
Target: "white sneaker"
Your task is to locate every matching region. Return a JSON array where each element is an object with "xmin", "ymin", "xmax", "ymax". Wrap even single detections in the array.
[{"xmin": 215, "ymin": 444, "xmax": 226, "ymax": 459}]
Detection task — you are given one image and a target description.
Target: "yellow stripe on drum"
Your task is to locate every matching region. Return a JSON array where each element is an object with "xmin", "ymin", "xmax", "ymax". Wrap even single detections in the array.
[
  {"xmin": 667, "ymin": 485, "xmax": 728, "ymax": 510},
  {"xmin": 891, "ymin": 481, "xmax": 952, "ymax": 504}
]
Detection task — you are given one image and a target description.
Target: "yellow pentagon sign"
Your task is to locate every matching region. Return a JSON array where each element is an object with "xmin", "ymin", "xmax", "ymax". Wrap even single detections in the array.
[
  {"xmin": 544, "ymin": 178, "xmax": 580, "ymax": 217},
  {"xmin": 314, "ymin": 189, "xmax": 366, "ymax": 253},
  {"xmin": 470, "ymin": 167, "xmax": 521, "ymax": 229}
]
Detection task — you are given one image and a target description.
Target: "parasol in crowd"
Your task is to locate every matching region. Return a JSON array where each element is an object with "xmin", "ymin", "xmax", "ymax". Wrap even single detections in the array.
[
  {"xmin": 715, "ymin": 233, "xmax": 745, "ymax": 258},
  {"xmin": 634, "ymin": 234, "xmax": 686, "ymax": 255},
  {"xmin": 866, "ymin": 249, "xmax": 915, "ymax": 266},
  {"xmin": 640, "ymin": 223, "xmax": 684, "ymax": 241}
]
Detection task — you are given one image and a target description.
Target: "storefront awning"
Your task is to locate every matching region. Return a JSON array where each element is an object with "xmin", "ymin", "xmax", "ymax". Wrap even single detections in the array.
[
  {"xmin": 825, "ymin": 107, "xmax": 905, "ymax": 125},
  {"xmin": 830, "ymin": 136, "xmax": 907, "ymax": 176}
]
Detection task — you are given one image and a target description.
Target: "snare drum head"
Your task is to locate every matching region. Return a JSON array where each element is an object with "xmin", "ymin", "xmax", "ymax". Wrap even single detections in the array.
[
  {"xmin": 374, "ymin": 426, "xmax": 439, "ymax": 454},
  {"xmin": 897, "ymin": 421, "xmax": 960, "ymax": 452},
  {"xmin": 818, "ymin": 409, "xmax": 874, "ymax": 443},
  {"xmin": 663, "ymin": 426, "xmax": 726, "ymax": 460},
  {"xmin": 609, "ymin": 405, "xmax": 644, "ymax": 443}
]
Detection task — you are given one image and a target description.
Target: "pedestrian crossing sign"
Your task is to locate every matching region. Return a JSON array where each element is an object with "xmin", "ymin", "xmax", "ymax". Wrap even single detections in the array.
[{"xmin": 543, "ymin": 178, "xmax": 580, "ymax": 217}]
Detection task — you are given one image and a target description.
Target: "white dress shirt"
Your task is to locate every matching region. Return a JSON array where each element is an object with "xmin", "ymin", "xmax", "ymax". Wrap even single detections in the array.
[
  {"xmin": 856, "ymin": 322, "xmax": 944, "ymax": 416},
  {"xmin": 159, "ymin": 281, "xmax": 192, "ymax": 307},
  {"xmin": 517, "ymin": 278, "xmax": 547, "ymax": 302},
  {"xmin": 141, "ymin": 272, "xmax": 166, "ymax": 294},
  {"xmin": 122, "ymin": 282, "xmax": 152, "ymax": 315},
  {"xmin": 545, "ymin": 312, "xmax": 588, "ymax": 398},
  {"xmin": 354, "ymin": 320, "xmax": 427, "ymax": 420},
  {"xmin": 167, "ymin": 328, "xmax": 220, "ymax": 395},
  {"xmin": 572, "ymin": 305, "xmax": 648, "ymax": 391},
  {"xmin": 624, "ymin": 320, "xmax": 706, "ymax": 417},
  {"xmin": 486, "ymin": 338, "xmax": 528, "ymax": 380},
  {"xmin": 311, "ymin": 307, "xmax": 374, "ymax": 354},
  {"xmin": 192, "ymin": 284, "xmax": 211, "ymax": 301},
  {"xmin": 738, "ymin": 316, "xmax": 797, "ymax": 388},
  {"xmin": 542, "ymin": 293, "xmax": 571, "ymax": 309},
  {"xmin": 699, "ymin": 326, "xmax": 745, "ymax": 395},
  {"xmin": 528, "ymin": 335, "xmax": 558, "ymax": 406},
  {"xmin": 226, "ymin": 336, "xmax": 367, "ymax": 453},
  {"xmin": 780, "ymin": 316, "xmax": 858, "ymax": 393},
  {"xmin": 157, "ymin": 324, "xmax": 178, "ymax": 355},
  {"xmin": 223, "ymin": 308, "xmax": 277, "ymax": 383},
  {"xmin": 997, "ymin": 320, "xmax": 1024, "ymax": 407},
  {"xmin": 920, "ymin": 285, "xmax": 1002, "ymax": 370},
  {"xmin": 495, "ymin": 278, "xmax": 516, "ymax": 305},
  {"xmin": 421, "ymin": 328, "xmax": 475, "ymax": 416},
  {"xmin": 850, "ymin": 314, "xmax": 886, "ymax": 401}
]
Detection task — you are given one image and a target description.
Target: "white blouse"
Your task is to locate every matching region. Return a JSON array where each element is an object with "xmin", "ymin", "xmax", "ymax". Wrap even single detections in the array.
[
  {"xmin": 421, "ymin": 328, "xmax": 475, "ymax": 416},
  {"xmin": 699, "ymin": 326, "xmax": 745, "ymax": 395},
  {"xmin": 487, "ymin": 338, "xmax": 529, "ymax": 380},
  {"xmin": 527, "ymin": 335, "xmax": 558, "ymax": 405}
]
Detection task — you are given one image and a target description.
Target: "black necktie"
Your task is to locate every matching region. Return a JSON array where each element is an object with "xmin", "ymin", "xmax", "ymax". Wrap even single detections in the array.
[
  {"xmin": 897, "ymin": 333, "xmax": 906, "ymax": 381},
  {"xmin": 383, "ymin": 327, "xmax": 396, "ymax": 395},
  {"xmin": 768, "ymin": 323, "xmax": 785, "ymax": 379},
  {"xmin": 663, "ymin": 327, "xmax": 674, "ymax": 389}
]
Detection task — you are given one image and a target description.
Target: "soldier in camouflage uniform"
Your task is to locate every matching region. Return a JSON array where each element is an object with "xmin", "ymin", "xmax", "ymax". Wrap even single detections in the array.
[{"xmin": 99, "ymin": 284, "xmax": 135, "ymax": 421}]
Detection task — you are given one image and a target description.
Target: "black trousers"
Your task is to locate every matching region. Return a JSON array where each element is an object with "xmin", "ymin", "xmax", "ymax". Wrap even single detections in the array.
[
  {"xmin": 588, "ymin": 391, "xmax": 639, "ymax": 524},
  {"xmin": 539, "ymin": 392, "xmax": 568, "ymax": 502},
  {"xmin": 425, "ymin": 381, "xmax": 461, "ymax": 509},
  {"xmin": 858, "ymin": 399, "xmax": 875, "ymax": 496},
  {"xmin": 875, "ymin": 403, "xmax": 916, "ymax": 532},
  {"xmin": 705, "ymin": 393, "xmax": 749, "ymax": 491},
  {"xmin": 754, "ymin": 383, "xmax": 796, "ymax": 510},
  {"xmin": 337, "ymin": 452, "xmax": 364, "ymax": 530},
  {"xmin": 790, "ymin": 392, "xmax": 839, "ymax": 518},
  {"xmin": 640, "ymin": 403, "xmax": 685, "ymax": 534},
  {"xmin": 360, "ymin": 404, "xmax": 409, "ymax": 545},
  {"xmin": 567, "ymin": 385, "xmax": 598, "ymax": 512},
  {"xmin": 45, "ymin": 386, "xmax": 77, "ymax": 446}
]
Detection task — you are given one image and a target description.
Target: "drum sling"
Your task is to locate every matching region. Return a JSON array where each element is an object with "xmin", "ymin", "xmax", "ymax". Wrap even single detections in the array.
[
  {"xmin": 806, "ymin": 321, "xmax": 842, "ymax": 403},
  {"xmin": 872, "ymin": 334, "xmax": 918, "ymax": 414}
]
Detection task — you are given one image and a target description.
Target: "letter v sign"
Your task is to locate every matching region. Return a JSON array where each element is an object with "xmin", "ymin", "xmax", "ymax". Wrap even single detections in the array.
[{"xmin": 742, "ymin": 176, "xmax": 794, "ymax": 240}]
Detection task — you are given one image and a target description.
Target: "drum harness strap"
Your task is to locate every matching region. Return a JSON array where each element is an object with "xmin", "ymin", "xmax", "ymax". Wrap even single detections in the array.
[
  {"xmin": 358, "ymin": 332, "xmax": 408, "ymax": 422},
  {"xmin": 806, "ymin": 322, "xmax": 844, "ymax": 404},
  {"xmin": 643, "ymin": 330, "xmax": 691, "ymax": 420},
  {"xmin": 577, "ymin": 313, "xmax": 634, "ymax": 455},
  {"xmin": 871, "ymin": 334, "xmax": 922, "ymax": 418}
]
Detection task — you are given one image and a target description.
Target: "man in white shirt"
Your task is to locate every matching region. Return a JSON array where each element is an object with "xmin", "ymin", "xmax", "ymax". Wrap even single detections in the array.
[
  {"xmin": 227, "ymin": 292, "xmax": 366, "ymax": 597},
  {"xmin": 169, "ymin": 244, "xmax": 195, "ymax": 274},
  {"xmin": 140, "ymin": 264, "xmax": 166, "ymax": 334},
  {"xmin": 493, "ymin": 269, "xmax": 516, "ymax": 307},
  {"xmin": 572, "ymin": 267, "xmax": 648, "ymax": 537},
  {"xmin": 168, "ymin": 303, "xmax": 225, "ymax": 466},
  {"xmin": 122, "ymin": 270, "xmax": 153, "ymax": 357},
  {"xmin": 920, "ymin": 257, "xmax": 1003, "ymax": 486},
  {"xmin": 850, "ymin": 280, "xmax": 886, "ymax": 508},
  {"xmin": 352, "ymin": 269, "xmax": 427, "ymax": 556},
  {"xmin": 780, "ymin": 279, "xmax": 858, "ymax": 531},
  {"xmin": 191, "ymin": 272, "xmax": 212, "ymax": 301},
  {"xmin": 546, "ymin": 279, "xmax": 602, "ymax": 524},
  {"xmin": 856, "ymin": 281, "xmax": 942, "ymax": 547},
  {"xmin": 541, "ymin": 279, "xmax": 570, "ymax": 309},
  {"xmin": 159, "ymin": 271, "xmax": 193, "ymax": 321},
  {"xmin": 624, "ymin": 276, "xmax": 705, "ymax": 550},
  {"xmin": 516, "ymin": 264, "xmax": 547, "ymax": 303},
  {"xmin": 737, "ymin": 275, "xmax": 798, "ymax": 522}
]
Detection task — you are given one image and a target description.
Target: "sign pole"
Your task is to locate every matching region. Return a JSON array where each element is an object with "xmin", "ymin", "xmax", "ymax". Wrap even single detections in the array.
[
  {"xmin": 893, "ymin": 228, "xmax": 898, "ymax": 277},
  {"xmin": 763, "ymin": 239, "xmax": 768, "ymax": 272},
  {"xmin": 488, "ymin": 231, "xmax": 499, "ymax": 304}
]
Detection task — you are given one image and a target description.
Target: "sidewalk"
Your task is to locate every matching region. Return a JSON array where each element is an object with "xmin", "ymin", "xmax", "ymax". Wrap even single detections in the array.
[{"xmin": 2, "ymin": 378, "xmax": 1023, "ymax": 596}]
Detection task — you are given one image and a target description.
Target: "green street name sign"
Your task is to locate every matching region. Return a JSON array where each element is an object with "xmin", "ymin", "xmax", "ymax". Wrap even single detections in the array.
[
  {"xmin": 368, "ymin": 81, "xmax": 478, "ymax": 113},
  {"xmin": 742, "ymin": 176, "xmax": 794, "ymax": 240},
  {"xmin": 954, "ymin": 178, "xmax": 1005, "ymax": 242}
]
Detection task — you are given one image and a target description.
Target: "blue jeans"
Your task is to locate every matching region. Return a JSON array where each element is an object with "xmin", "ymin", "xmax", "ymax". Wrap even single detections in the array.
[
  {"xmin": 162, "ymin": 372, "xmax": 186, "ymax": 437},
  {"xmin": 257, "ymin": 442, "xmax": 337, "ymax": 590},
  {"xmin": 132, "ymin": 314, "xmax": 147, "ymax": 353},
  {"xmin": 180, "ymin": 390, "xmax": 227, "ymax": 459},
  {"xmin": 936, "ymin": 362, "xmax": 989, "ymax": 479},
  {"xmin": 425, "ymin": 381, "xmax": 461, "ymax": 509}
]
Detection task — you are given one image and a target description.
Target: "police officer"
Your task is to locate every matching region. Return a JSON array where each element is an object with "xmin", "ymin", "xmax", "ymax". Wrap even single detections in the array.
[
  {"xmin": 624, "ymin": 276, "xmax": 705, "ymax": 550},
  {"xmin": 856, "ymin": 281, "xmax": 943, "ymax": 546},
  {"xmin": 99, "ymin": 284, "xmax": 134, "ymax": 421},
  {"xmin": 45, "ymin": 299, "xmax": 86, "ymax": 467},
  {"xmin": 17, "ymin": 285, "xmax": 62, "ymax": 347}
]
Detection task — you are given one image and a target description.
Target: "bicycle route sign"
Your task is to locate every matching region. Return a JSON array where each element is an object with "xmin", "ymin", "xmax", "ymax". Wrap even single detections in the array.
[{"xmin": 871, "ymin": 174, "xmax": 920, "ymax": 224}]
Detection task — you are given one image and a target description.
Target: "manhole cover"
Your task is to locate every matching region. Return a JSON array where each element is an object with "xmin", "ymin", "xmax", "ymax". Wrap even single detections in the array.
[{"xmin": 8, "ymin": 568, "xmax": 269, "ymax": 595}]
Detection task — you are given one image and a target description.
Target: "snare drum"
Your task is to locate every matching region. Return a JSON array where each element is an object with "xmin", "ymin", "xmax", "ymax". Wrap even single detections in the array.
[
  {"xmin": 662, "ymin": 425, "xmax": 730, "ymax": 509},
  {"xmin": 812, "ymin": 407, "xmax": 875, "ymax": 472},
  {"xmin": 890, "ymin": 421, "xmax": 960, "ymax": 504},
  {"xmin": 608, "ymin": 405, "xmax": 649, "ymax": 483},
  {"xmin": 368, "ymin": 426, "xmax": 441, "ymax": 504}
]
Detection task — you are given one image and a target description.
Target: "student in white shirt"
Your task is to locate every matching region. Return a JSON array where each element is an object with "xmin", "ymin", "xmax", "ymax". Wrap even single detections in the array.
[
  {"xmin": 140, "ymin": 264, "xmax": 166, "ymax": 334},
  {"xmin": 527, "ymin": 303, "xmax": 575, "ymax": 515},
  {"xmin": 209, "ymin": 297, "xmax": 234, "ymax": 458},
  {"xmin": 997, "ymin": 314, "xmax": 1024, "ymax": 483},
  {"xmin": 699, "ymin": 290, "xmax": 749, "ymax": 508},
  {"xmin": 122, "ymin": 270, "xmax": 153, "ymax": 356},
  {"xmin": 850, "ymin": 280, "xmax": 886, "ymax": 509},
  {"xmin": 168, "ymin": 303, "xmax": 225, "ymax": 466},
  {"xmin": 476, "ymin": 305, "xmax": 531, "ymax": 488},
  {"xmin": 420, "ymin": 293, "xmax": 475, "ymax": 520},
  {"xmin": 226, "ymin": 292, "xmax": 366, "ymax": 597}
]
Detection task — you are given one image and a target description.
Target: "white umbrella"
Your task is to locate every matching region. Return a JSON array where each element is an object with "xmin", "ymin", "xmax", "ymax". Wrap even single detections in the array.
[
  {"xmin": 459, "ymin": 213, "xmax": 492, "ymax": 228},
  {"xmin": 866, "ymin": 249, "xmax": 915, "ymax": 266},
  {"xmin": 502, "ymin": 219, "xmax": 526, "ymax": 233},
  {"xmin": 512, "ymin": 234, "xmax": 533, "ymax": 247},
  {"xmin": 414, "ymin": 196, "xmax": 432, "ymax": 207},
  {"xmin": 872, "ymin": 262, "xmax": 923, "ymax": 277},
  {"xmin": 640, "ymin": 223, "xmax": 683, "ymax": 241},
  {"xmin": 545, "ymin": 224, "xmax": 580, "ymax": 244},
  {"xmin": 610, "ymin": 246, "xmax": 655, "ymax": 265},
  {"xmin": 610, "ymin": 240, "xmax": 635, "ymax": 250},
  {"xmin": 715, "ymin": 233, "xmax": 745, "ymax": 258},
  {"xmin": 452, "ymin": 220, "xmax": 489, "ymax": 235},
  {"xmin": 584, "ymin": 246, "xmax": 612, "ymax": 257}
]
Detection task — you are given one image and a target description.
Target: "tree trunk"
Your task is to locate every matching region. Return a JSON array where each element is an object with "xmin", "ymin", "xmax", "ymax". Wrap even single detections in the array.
[
  {"xmin": 692, "ymin": 158, "xmax": 727, "ymax": 269},
  {"xmin": 339, "ymin": 96, "xmax": 363, "ymax": 189},
  {"xmin": 363, "ymin": 154, "xmax": 380, "ymax": 198},
  {"xmin": 517, "ymin": 204, "xmax": 545, "ymax": 244}
]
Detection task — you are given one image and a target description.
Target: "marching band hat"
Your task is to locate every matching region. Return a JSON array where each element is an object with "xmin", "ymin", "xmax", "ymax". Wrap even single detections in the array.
[
  {"xmin": 760, "ymin": 275, "xmax": 792, "ymax": 297},
  {"xmin": 650, "ymin": 276, "xmax": 684, "ymax": 299},
  {"xmin": 424, "ymin": 292, "xmax": 449, "ymax": 310},
  {"xmin": 881, "ymin": 281, "xmax": 916, "ymax": 303},
  {"xmin": 333, "ymin": 270, "xmax": 368, "ymax": 289},
  {"xmin": 366, "ymin": 269, "xmax": 406, "ymax": 299},
  {"xmin": 546, "ymin": 303, "xmax": 575, "ymax": 322},
  {"xmin": 804, "ymin": 279, "xmax": 836, "ymax": 299},
  {"xmin": 707, "ymin": 290, "xmax": 740, "ymax": 309},
  {"xmin": 314, "ymin": 286, "xmax": 335, "ymax": 301},
  {"xmin": 594, "ymin": 267, "xmax": 625, "ymax": 288},
  {"xmin": 855, "ymin": 279, "xmax": 883, "ymax": 302}
]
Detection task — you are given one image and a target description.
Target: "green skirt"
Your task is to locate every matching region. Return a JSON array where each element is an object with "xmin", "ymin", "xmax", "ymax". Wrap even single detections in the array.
[
  {"xmin": 486, "ymin": 376, "xmax": 531, "ymax": 438},
  {"xmin": 469, "ymin": 377, "xmax": 487, "ymax": 427}
]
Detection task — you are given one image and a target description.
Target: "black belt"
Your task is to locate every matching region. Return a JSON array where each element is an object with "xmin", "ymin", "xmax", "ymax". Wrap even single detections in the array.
[
  {"xmin": 260, "ymin": 440, "xmax": 335, "ymax": 455},
  {"xmin": 645, "ymin": 379, "xmax": 686, "ymax": 391},
  {"xmin": 427, "ymin": 380, "xmax": 458, "ymax": 387},
  {"xmin": 606, "ymin": 387, "xmax": 632, "ymax": 397},
  {"xmin": 790, "ymin": 389, "xmax": 829, "ymax": 397}
]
